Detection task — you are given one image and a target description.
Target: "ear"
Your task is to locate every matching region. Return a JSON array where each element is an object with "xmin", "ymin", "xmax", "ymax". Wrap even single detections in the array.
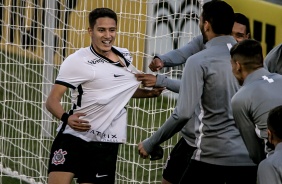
[
  {"xmin": 235, "ymin": 61, "xmax": 241, "ymax": 72},
  {"xmin": 246, "ymin": 33, "xmax": 250, "ymax": 39},
  {"xmin": 88, "ymin": 27, "xmax": 92, "ymax": 35},
  {"xmin": 204, "ymin": 21, "xmax": 210, "ymax": 32},
  {"xmin": 267, "ymin": 129, "xmax": 273, "ymax": 144}
]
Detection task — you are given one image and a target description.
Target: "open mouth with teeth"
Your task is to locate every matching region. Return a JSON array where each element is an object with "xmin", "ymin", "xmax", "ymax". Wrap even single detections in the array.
[{"xmin": 102, "ymin": 40, "xmax": 111, "ymax": 45}]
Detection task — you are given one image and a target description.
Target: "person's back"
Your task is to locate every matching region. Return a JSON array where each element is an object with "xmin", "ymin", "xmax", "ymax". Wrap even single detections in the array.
[
  {"xmin": 230, "ymin": 39, "xmax": 282, "ymax": 165},
  {"xmin": 179, "ymin": 1, "xmax": 257, "ymax": 183},
  {"xmin": 186, "ymin": 36, "xmax": 253, "ymax": 165},
  {"xmin": 232, "ymin": 72, "xmax": 282, "ymax": 162}
]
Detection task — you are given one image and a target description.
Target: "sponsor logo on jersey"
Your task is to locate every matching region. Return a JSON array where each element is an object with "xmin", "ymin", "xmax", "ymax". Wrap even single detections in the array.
[
  {"xmin": 87, "ymin": 58, "xmax": 106, "ymax": 65},
  {"xmin": 96, "ymin": 173, "xmax": 108, "ymax": 178},
  {"xmin": 52, "ymin": 149, "xmax": 67, "ymax": 165},
  {"xmin": 86, "ymin": 129, "xmax": 118, "ymax": 142},
  {"xmin": 114, "ymin": 74, "xmax": 125, "ymax": 77}
]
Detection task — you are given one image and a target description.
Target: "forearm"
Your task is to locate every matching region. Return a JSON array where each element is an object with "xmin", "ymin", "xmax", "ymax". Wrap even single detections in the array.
[
  {"xmin": 233, "ymin": 113, "xmax": 265, "ymax": 164},
  {"xmin": 142, "ymin": 114, "xmax": 188, "ymax": 154},
  {"xmin": 132, "ymin": 88, "xmax": 161, "ymax": 98},
  {"xmin": 158, "ymin": 35, "xmax": 204, "ymax": 67},
  {"xmin": 46, "ymin": 96, "xmax": 65, "ymax": 120},
  {"xmin": 157, "ymin": 50, "xmax": 187, "ymax": 67},
  {"xmin": 155, "ymin": 74, "xmax": 180, "ymax": 93},
  {"xmin": 45, "ymin": 84, "xmax": 69, "ymax": 120}
]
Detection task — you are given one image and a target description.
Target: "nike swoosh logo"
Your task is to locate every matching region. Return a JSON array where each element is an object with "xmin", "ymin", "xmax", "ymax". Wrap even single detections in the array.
[
  {"xmin": 96, "ymin": 173, "xmax": 108, "ymax": 178},
  {"xmin": 114, "ymin": 74, "xmax": 124, "ymax": 77}
]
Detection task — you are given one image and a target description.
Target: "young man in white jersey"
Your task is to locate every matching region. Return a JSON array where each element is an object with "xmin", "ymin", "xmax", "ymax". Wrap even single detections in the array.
[{"xmin": 46, "ymin": 8, "xmax": 163, "ymax": 184}]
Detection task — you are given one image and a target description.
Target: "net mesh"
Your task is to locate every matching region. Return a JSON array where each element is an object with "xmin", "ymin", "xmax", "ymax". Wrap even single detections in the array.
[{"xmin": 0, "ymin": 0, "xmax": 202, "ymax": 183}]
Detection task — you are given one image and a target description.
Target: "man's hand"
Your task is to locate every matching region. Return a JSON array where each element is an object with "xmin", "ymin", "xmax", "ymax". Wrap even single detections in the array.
[
  {"xmin": 68, "ymin": 113, "xmax": 91, "ymax": 131},
  {"xmin": 149, "ymin": 57, "xmax": 164, "ymax": 72},
  {"xmin": 138, "ymin": 142, "xmax": 149, "ymax": 159},
  {"xmin": 135, "ymin": 74, "xmax": 157, "ymax": 87},
  {"xmin": 150, "ymin": 87, "xmax": 165, "ymax": 97}
]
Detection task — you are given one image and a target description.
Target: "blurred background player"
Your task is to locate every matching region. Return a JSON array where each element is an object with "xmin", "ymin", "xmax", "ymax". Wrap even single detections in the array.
[
  {"xmin": 230, "ymin": 39, "xmax": 282, "ymax": 164},
  {"xmin": 257, "ymin": 105, "xmax": 282, "ymax": 184},
  {"xmin": 264, "ymin": 43, "xmax": 282, "ymax": 75}
]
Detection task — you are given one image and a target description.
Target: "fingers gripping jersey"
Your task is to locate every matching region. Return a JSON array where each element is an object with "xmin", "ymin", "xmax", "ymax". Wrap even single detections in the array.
[{"xmin": 55, "ymin": 46, "xmax": 141, "ymax": 143}]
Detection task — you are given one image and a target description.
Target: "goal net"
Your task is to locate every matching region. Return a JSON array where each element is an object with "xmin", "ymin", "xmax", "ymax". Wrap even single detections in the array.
[{"xmin": 0, "ymin": 0, "xmax": 202, "ymax": 183}]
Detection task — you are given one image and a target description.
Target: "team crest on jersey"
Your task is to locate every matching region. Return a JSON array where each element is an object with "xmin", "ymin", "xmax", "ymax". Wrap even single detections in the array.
[{"xmin": 52, "ymin": 149, "xmax": 67, "ymax": 165}]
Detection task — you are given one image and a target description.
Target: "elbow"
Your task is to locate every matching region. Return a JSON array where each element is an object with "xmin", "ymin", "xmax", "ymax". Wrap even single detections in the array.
[
  {"xmin": 172, "ymin": 107, "xmax": 191, "ymax": 122},
  {"xmin": 178, "ymin": 114, "xmax": 190, "ymax": 122},
  {"xmin": 172, "ymin": 112, "xmax": 189, "ymax": 122},
  {"xmin": 45, "ymin": 96, "xmax": 53, "ymax": 112}
]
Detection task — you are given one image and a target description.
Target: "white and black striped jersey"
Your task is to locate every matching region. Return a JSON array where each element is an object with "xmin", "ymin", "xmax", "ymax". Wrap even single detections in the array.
[{"xmin": 55, "ymin": 45, "xmax": 141, "ymax": 143}]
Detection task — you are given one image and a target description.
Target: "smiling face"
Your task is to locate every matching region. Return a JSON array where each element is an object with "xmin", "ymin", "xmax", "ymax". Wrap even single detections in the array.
[
  {"xmin": 232, "ymin": 22, "xmax": 249, "ymax": 42},
  {"xmin": 88, "ymin": 17, "xmax": 117, "ymax": 56}
]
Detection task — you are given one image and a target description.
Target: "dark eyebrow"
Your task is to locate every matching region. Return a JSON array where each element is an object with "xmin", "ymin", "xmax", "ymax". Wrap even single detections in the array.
[
  {"xmin": 234, "ymin": 32, "xmax": 245, "ymax": 37},
  {"xmin": 97, "ymin": 27, "xmax": 116, "ymax": 29}
]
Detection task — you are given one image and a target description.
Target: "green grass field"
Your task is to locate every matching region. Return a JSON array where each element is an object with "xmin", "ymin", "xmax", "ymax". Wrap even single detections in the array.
[
  {"xmin": 0, "ymin": 52, "xmax": 179, "ymax": 184},
  {"xmin": 1, "ymin": 176, "xmax": 29, "ymax": 184}
]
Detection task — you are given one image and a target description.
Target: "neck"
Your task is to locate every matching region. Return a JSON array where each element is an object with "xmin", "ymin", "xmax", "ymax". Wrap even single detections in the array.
[
  {"xmin": 101, "ymin": 50, "xmax": 111, "ymax": 57},
  {"xmin": 91, "ymin": 44, "xmax": 112, "ymax": 57},
  {"xmin": 208, "ymin": 33, "xmax": 228, "ymax": 41}
]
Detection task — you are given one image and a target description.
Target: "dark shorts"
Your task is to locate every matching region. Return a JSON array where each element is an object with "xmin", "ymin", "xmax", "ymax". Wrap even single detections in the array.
[
  {"xmin": 179, "ymin": 159, "xmax": 258, "ymax": 184},
  {"xmin": 162, "ymin": 137, "xmax": 196, "ymax": 183},
  {"xmin": 48, "ymin": 133, "xmax": 119, "ymax": 184}
]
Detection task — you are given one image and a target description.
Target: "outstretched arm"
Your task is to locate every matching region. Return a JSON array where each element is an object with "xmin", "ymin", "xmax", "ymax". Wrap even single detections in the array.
[
  {"xmin": 132, "ymin": 87, "xmax": 165, "ymax": 98},
  {"xmin": 135, "ymin": 73, "xmax": 181, "ymax": 93},
  {"xmin": 149, "ymin": 35, "xmax": 204, "ymax": 71},
  {"xmin": 138, "ymin": 55, "xmax": 203, "ymax": 158}
]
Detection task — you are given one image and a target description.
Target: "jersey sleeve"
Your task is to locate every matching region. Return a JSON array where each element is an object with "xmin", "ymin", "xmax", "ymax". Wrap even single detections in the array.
[
  {"xmin": 231, "ymin": 92, "xmax": 266, "ymax": 164},
  {"xmin": 264, "ymin": 43, "xmax": 282, "ymax": 74},
  {"xmin": 55, "ymin": 52, "xmax": 95, "ymax": 89},
  {"xmin": 142, "ymin": 54, "xmax": 204, "ymax": 154},
  {"xmin": 157, "ymin": 35, "xmax": 205, "ymax": 67},
  {"xmin": 155, "ymin": 74, "xmax": 181, "ymax": 93}
]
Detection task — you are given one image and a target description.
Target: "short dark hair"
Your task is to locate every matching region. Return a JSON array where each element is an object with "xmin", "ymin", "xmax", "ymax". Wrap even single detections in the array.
[
  {"xmin": 234, "ymin": 13, "xmax": 251, "ymax": 37},
  {"xmin": 230, "ymin": 39, "xmax": 263, "ymax": 69},
  {"xmin": 267, "ymin": 105, "xmax": 282, "ymax": 139},
  {"xmin": 202, "ymin": 1, "xmax": 234, "ymax": 35},
  {"xmin": 88, "ymin": 8, "xmax": 117, "ymax": 29}
]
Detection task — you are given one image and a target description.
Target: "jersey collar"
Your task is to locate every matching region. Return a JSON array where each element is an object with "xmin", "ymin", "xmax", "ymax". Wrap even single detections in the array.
[{"xmin": 89, "ymin": 45, "xmax": 130, "ymax": 67}]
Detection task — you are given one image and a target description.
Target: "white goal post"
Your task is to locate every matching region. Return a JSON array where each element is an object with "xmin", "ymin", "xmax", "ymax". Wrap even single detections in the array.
[{"xmin": 0, "ymin": 0, "xmax": 202, "ymax": 183}]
